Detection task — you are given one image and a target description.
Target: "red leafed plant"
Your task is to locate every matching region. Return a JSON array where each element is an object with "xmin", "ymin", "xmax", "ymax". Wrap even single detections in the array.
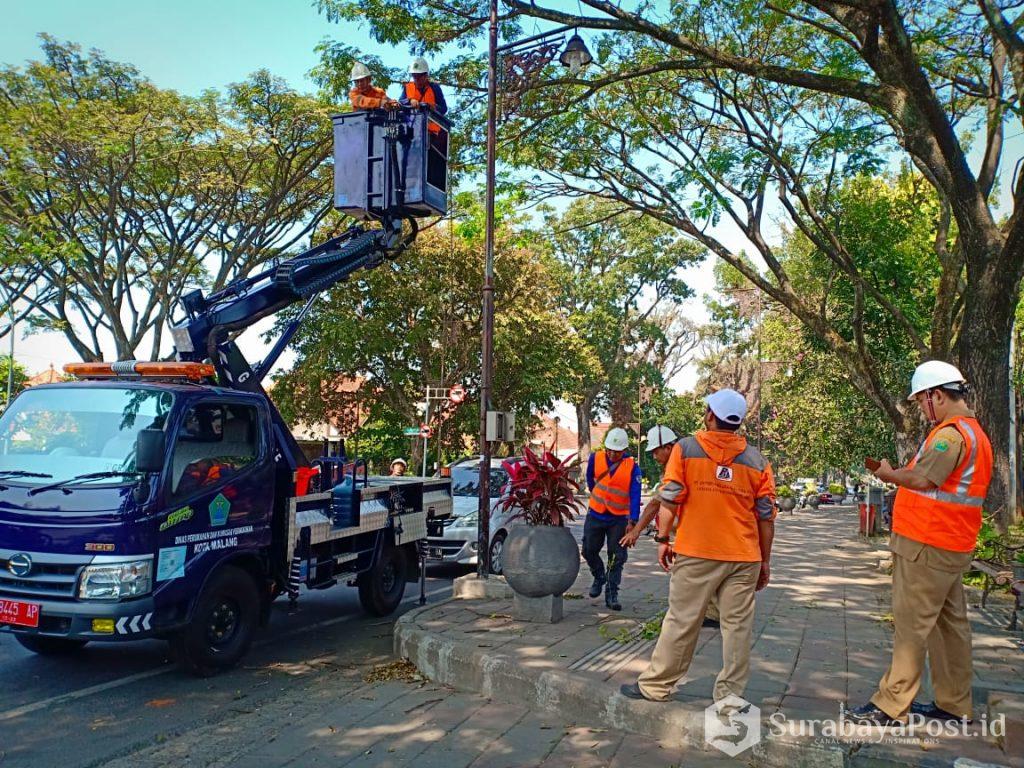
[{"xmin": 498, "ymin": 447, "xmax": 583, "ymax": 526}]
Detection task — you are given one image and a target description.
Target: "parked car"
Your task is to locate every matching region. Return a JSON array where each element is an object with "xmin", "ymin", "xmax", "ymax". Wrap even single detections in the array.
[
  {"xmin": 818, "ymin": 492, "xmax": 836, "ymax": 505},
  {"xmin": 426, "ymin": 457, "xmax": 518, "ymax": 574}
]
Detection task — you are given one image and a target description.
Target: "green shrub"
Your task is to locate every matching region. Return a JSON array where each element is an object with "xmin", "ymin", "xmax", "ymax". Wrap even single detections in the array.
[
  {"xmin": 828, "ymin": 483, "xmax": 845, "ymax": 495},
  {"xmin": 777, "ymin": 485, "xmax": 794, "ymax": 498}
]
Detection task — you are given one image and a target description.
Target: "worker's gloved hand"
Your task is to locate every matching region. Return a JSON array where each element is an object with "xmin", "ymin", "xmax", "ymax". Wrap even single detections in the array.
[
  {"xmin": 657, "ymin": 543, "xmax": 675, "ymax": 572},
  {"xmin": 757, "ymin": 561, "xmax": 771, "ymax": 591},
  {"xmin": 409, "ymin": 99, "xmax": 420, "ymax": 108}
]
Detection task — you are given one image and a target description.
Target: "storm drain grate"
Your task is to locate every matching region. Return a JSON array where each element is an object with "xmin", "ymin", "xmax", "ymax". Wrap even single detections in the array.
[{"xmin": 569, "ymin": 622, "xmax": 657, "ymax": 675}]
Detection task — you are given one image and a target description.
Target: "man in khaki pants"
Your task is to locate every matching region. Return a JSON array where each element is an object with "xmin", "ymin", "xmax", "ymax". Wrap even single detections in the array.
[
  {"xmin": 620, "ymin": 389, "xmax": 775, "ymax": 702},
  {"xmin": 851, "ymin": 361, "xmax": 992, "ymax": 725}
]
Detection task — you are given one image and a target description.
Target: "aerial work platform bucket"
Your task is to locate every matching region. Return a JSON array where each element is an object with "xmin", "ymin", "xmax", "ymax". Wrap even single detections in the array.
[{"xmin": 332, "ymin": 108, "xmax": 449, "ymax": 221}]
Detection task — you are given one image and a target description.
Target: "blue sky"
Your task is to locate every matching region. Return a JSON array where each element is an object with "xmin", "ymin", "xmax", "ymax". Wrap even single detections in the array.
[{"xmin": 1, "ymin": 0, "xmax": 375, "ymax": 94}]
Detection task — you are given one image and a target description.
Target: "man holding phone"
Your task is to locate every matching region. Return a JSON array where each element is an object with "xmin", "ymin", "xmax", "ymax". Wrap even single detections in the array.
[{"xmin": 851, "ymin": 361, "xmax": 992, "ymax": 725}]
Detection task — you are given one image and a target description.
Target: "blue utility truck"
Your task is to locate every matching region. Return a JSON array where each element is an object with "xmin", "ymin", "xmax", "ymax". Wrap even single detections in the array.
[{"xmin": 0, "ymin": 106, "xmax": 452, "ymax": 675}]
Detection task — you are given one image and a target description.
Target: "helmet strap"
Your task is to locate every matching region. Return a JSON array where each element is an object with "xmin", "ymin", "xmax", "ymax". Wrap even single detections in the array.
[{"xmin": 924, "ymin": 390, "xmax": 938, "ymax": 424}]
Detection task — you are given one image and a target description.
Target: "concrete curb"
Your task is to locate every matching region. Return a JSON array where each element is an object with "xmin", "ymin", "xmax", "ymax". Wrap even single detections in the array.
[{"xmin": 395, "ymin": 601, "xmax": 853, "ymax": 767}]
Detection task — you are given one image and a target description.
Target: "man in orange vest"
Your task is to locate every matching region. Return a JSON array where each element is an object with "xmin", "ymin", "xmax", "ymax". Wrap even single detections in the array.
[
  {"xmin": 349, "ymin": 63, "xmax": 399, "ymax": 111},
  {"xmin": 399, "ymin": 57, "xmax": 449, "ymax": 118},
  {"xmin": 620, "ymin": 389, "xmax": 776, "ymax": 702},
  {"xmin": 851, "ymin": 361, "xmax": 992, "ymax": 725},
  {"xmin": 584, "ymin": 427, "xmax": 642, "ymax": 611}
]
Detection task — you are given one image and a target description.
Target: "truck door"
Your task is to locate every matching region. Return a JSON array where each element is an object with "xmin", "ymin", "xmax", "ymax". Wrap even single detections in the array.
[{"xmin": 153, "ymin": 399, "xmax": 273, "ymax": 601}]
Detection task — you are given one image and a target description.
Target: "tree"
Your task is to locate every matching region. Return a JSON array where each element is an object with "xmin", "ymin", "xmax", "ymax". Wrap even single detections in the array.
[
  {"xmin": 0, "ymin": 37, "xmax": 334, "ymax": 361},
  {"xmin": 697, "ymin": 173, "xmax": 938, "ymax": 476},
  {"xmin": 317, "ymin": 0, "xmax": 1024, "ymax": 523},
  {"xmin": 0, "ymin": 356, "xmax": 28, "ymax": 408},
  {"xmin": 546, "ymin": 199, "xmax": 701, "ymax": 456},
  {"xmin": 272, "ymin": 194, "xmax": 590, "ymax": 468}
]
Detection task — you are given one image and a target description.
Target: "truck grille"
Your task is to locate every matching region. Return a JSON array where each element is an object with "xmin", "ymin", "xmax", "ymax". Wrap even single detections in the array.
[{"xmin": 0, "ymin": 551, "xmax": 84, "ymax": 600}]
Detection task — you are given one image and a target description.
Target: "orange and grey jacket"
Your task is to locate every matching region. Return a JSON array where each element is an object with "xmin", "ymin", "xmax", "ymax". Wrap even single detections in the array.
[{"xmin": 658, "ymin": 430, "xmax": 776, "ymax": 562}]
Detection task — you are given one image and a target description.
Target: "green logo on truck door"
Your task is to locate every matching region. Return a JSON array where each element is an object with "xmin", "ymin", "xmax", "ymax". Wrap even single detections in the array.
[
  {"xmin": 159, "ymin": 506, "xmax": 194, "ymax": 532},
  {"xmin": 209, "ymin": 494, "xmax": 231, "ymax": 527}
]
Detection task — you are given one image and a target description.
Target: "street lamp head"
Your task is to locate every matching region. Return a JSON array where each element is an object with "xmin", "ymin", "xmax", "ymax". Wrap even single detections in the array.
[{"xmin": 559, "ymin": 33, "xmax": 593, "ymax": 74}]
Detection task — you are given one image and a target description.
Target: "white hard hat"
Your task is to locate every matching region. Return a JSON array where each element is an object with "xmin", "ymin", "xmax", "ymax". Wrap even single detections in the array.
[
  {"xmin": 409, "ymin": 57, "xmax": 429, "ymax": 74},
  {"xmin": 350, "ymin": 62, "xmax": 371, "ymax": 81},
  {"xmin": 908, "ymin": 360, "xmax": 966, "ymax": 400},
  {"xmin": 604, "ymin": 427, "xmax": 629, "ymax": 451},
  {"xmin": 645, "ymin": 425, "xmax": 677, "ymax": 451},
  {"xmin": 705, "ymin": 388, "xmax": 747, "ymax": 425},
  {"xmin": 391, "ymin": 457, "xmax": 408, "ymax": 467}
]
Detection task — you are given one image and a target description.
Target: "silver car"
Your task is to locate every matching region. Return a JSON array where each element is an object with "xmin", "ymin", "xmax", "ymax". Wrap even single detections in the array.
[{"xmin": 426, "ymin": 458, "xmax": 515, "ymax": 574}]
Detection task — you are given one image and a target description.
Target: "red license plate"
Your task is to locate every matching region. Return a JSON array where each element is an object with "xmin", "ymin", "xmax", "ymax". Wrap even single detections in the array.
[{"xmin": 0, "ymin": 599, "xmax": 40, "ymax": 628}]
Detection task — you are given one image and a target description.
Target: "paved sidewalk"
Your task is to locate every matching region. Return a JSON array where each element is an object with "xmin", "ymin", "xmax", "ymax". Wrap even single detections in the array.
[
  {"xmin": 397, "ymin": 508, "xmax": 1024, "ymax": 766},
  {"xmin": 105, "ymin": 662, "xmax": 700, "ymax": 768}
]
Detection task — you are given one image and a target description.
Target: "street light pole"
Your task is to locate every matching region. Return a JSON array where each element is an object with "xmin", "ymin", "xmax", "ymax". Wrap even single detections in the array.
[
  {"xmin": 476, "ymin": 0, "xmax": 499, "ymax": 579},
  {"xmin": 476, "ymin": 18, "xmax": 592, "ymax": 579}
]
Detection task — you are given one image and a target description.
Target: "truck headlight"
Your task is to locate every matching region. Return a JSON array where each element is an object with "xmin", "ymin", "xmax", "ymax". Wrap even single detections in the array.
[{"xmin": 78, "ymin": 560, "xmax": 152, "ymax": 600}]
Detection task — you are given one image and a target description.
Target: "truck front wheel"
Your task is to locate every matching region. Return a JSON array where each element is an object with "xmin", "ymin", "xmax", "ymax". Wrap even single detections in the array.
[
  {"xmin": 14, "ymin": 635, "xmax": 88, "ymax": 655},
  {"xmin": 172, "ymin": 565, "xmax": 260, "ymax": 677},
  {"xmin": 357, "ymin": 540, "xmax": 409, "ymax": 616}
]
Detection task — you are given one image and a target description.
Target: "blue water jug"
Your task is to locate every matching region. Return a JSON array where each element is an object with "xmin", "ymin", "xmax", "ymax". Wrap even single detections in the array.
[{"xmin": 331, "ymin": 476, "xmax": 356, "ymax": 528}]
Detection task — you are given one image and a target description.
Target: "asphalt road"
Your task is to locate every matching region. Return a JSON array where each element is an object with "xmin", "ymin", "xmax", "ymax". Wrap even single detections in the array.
[{"xmin": 0, "ymin": 565, "xmax": 462, "ymax": 768}]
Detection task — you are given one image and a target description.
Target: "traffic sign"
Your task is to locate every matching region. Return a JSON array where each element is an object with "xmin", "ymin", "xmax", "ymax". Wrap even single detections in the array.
[
  {"xmin": 449, "ymin": 384, "xmax": 466, "ymax": 404},
  {"xmin": 403, "ymin": 427, "xmax": 421, "ymax": 436}
]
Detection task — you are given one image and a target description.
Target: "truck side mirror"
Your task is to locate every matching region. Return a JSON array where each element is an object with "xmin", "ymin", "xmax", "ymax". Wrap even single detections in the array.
[{"xmin": 136, "ymin": 429, "xmax": 167, "ymax": 474}]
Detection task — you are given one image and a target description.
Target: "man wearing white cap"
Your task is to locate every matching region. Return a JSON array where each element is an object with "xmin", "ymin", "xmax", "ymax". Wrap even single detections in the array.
[
  {"xmin": 583, "ymin": 427, "xmax": 643, "ymax": 611},
  {"xmin": 621, "ymin": 388, "xmax": 777, "ymax": 702},
  {"xmin": 619, "ymin": 424, "xmax": 677, "ymax": 548},
  {"xmin": 851, "ymin": 361, "xmax": 992, "ymax": 726}
]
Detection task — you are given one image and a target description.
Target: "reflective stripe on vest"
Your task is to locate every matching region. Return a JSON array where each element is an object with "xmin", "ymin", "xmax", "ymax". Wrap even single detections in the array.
[
  {"xmin": 590, "ymin": 452, "xmax": 634, "ymax": 516},
  {"xmin": 892, "ymin": 415, "xmax": 992, "ymax": 552},
  {"xmin": 405, "ymin": 82, "xmax": 440, "ymax": 133}
]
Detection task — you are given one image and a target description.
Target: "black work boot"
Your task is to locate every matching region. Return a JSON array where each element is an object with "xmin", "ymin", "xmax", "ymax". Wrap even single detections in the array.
[
  {"xmin": 605, "ymin": 590, "xmax": 622, "ymax": 611},
  {"xmin": 589, "ymin": 577, "xmax": 606, "ymax": 598}
]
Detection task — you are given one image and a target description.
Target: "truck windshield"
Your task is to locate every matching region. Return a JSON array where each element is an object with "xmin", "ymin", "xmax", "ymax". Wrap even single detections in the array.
[
  {"xmin": 0, "ymin": 386, "xmax": 173, "ymax": 486},
  {"xmin": 450, "ymin": 466, "xmax": 508, "ymax": 499}
]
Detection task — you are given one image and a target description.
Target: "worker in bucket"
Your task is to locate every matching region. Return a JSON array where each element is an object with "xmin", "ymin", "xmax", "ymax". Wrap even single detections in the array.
[
  {"xmin": 850, "ymin": 361, "xmax": 992, "ymax": 726},
  {"xmin": 621, "ymin": 389, "xmax": 776, "ymax": 703},
  {"xmin": 583, "ymin": 427, "xmax": 642, "ymax": 612},
  {"xmin": 389, "ymin": 458, "xmax": 408, "ymax": 477},
  {"xmin": 349, "ymin": 62, "xmax": 399, "ymax": 111},
  {"xmin": 399, "ymin": 57, "xmax": 448, "ymax": 117},
  {"xmin": 620, "ymin": 424, "xmax": 722, "ymax": 630}
]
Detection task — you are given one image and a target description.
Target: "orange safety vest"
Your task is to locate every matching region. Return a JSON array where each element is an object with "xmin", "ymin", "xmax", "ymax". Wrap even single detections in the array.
[
  {"xmin": 892, "ymin": 415, "xmax": 992, "ymax": 553},
  {"xmin": 405, "ymin": 82, "xmax": 441, "ymax": 134},
  {"xmin": 589, "ymin": 452, "xmax": 635, "ymax": 517},
  {"xmin": 350, "ymin": 84, "xmax": 390, "ymax": 111}
]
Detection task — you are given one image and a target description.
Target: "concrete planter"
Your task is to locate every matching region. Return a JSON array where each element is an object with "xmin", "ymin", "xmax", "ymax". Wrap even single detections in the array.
[
  {"xmin": 503, "ymin": 524, "xmax": 580, "ymax": 598},
  {"xmin": 777, "ymin": 497, "xmax": 796, "ymax": 513}
]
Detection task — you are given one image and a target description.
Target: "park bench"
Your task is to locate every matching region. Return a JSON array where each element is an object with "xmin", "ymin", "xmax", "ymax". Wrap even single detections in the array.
[{"xmin": 971, "ymin": 558, "xmax": 1023, "ymax": 631}]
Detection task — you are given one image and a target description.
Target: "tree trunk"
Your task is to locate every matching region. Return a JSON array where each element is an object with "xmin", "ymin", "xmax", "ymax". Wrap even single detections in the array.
[
  {"xmin": 576, "ymin": 397, "xmax": 594, "ymax": 463},
  {"xmin": 960, "ymin": 262, "xmax": 1020, "ymax": 528}
]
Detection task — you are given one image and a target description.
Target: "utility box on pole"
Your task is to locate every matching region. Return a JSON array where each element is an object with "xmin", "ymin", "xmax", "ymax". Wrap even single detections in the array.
[{"xmin": 486, "ymin": 410, "xmax": 515, "ymax": 442}]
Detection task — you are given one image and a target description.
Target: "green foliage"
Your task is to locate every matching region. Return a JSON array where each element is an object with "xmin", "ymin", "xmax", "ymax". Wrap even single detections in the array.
[
  {"xmin": 828, "ymin": 483, "xmax": 845, "ymax": 495},
  {"xmin": 272, "ymin": 196, "xmax": 587, "ymax": 465},
  {"xmin": 0, "ymin": 38, "xmax": 333, "ymax": 360},
  {"xmin": 0, "ymin": 356, "xmax": 28, "ymax": 407},
  {"xmin": 545, "ymin": 198, "xmax": 701, "ymax": 441},
  {"xmin": 777, "ymin": 485, "xmax": 794, "ymax": 498}
]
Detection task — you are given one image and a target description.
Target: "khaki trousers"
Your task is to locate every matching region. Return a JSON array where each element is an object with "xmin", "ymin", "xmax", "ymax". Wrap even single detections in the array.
[
  {"xmin": 638, "ymin": 555, "xmax": 760, "ymax": 701},
  {"xmin": 871, "ymin": 550, "xmax": 974, "ymax": 720}
]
